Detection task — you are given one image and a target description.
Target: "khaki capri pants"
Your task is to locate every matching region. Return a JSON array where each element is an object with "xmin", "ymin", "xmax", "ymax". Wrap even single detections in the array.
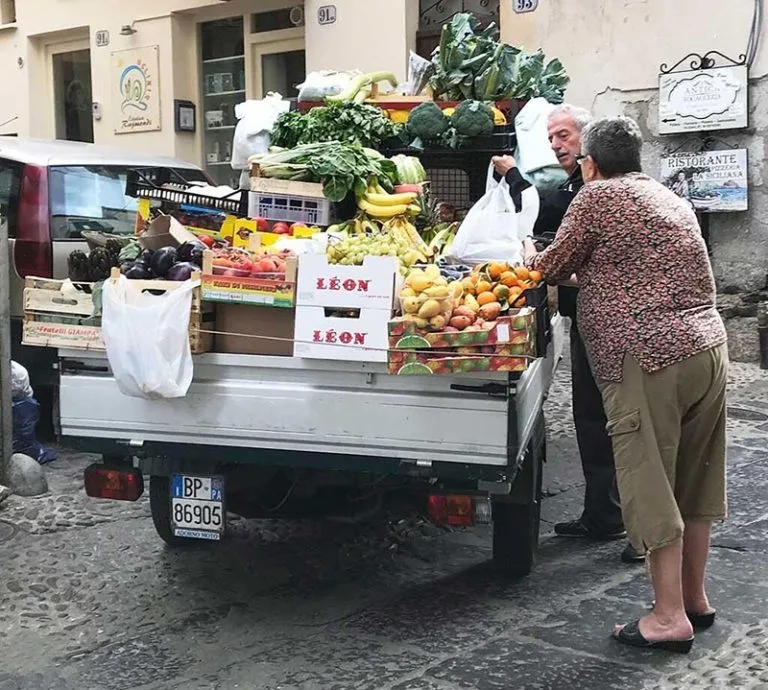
[{"xmin": 598, "ymin": 344, "xmax": 728, "ymax": 553}]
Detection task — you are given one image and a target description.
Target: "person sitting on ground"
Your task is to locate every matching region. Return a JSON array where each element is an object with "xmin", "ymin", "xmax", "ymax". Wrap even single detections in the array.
[{"xmin": 523, "ymin": 115, "xmax": 727, "ymax": 653}]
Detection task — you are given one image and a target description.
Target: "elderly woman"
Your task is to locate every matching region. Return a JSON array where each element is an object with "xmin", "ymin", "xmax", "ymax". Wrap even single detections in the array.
[{"xmin": 525, "ymin": 116, "xmax": 727, "ymax": 654}]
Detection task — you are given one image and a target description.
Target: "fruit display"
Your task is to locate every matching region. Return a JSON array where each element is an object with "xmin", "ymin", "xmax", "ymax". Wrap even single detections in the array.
[
  {"xmin": 398, "ymin": 265, "xmax": 463, "ymax": 332},
  {"xmin": 458, "ymin": 261, "xmax": 543, "ymax": 318},
  {"xmin": 326, "ymin": 213, "xmax": 432, "ymax": 273},
  {"xmin": 211, "ymin": 246, "xmax": 295, "ymax": 279}
]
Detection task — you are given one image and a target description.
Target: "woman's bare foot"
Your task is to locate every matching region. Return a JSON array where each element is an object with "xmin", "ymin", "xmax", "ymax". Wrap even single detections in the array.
[
  {"xmin": 684, "ymin": 595, "xmax": 715, "ymax": 616},
  {"xmin": 614, "ymin": 612, "xmax": 693, "ymax": 643}
]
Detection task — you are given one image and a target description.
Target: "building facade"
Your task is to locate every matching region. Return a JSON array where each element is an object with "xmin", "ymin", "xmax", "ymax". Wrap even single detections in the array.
[
  {"xmin": 1, "ymin": 0, "xmax": 764, "ymax": 357},
  {"xmin": 0, "ymin": 0, "xmax": 417, "ymax": 186}
]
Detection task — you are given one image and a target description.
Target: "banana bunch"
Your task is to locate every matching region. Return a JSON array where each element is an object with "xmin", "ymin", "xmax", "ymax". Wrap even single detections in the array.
[
  {"xmin": 424, "ymin": 222, "xmax": 459, "ymax": 259},
  {"xmin": 358, "ymin": 181, "xmax": 422, "ymax": 220}
]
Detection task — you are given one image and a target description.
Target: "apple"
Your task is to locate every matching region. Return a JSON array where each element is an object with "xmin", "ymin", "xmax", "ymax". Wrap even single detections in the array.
[
  {"xmin": 272, "ymin": 222, "xmax": 290, "ymax": 235},
  {"xmin": 252, "ymin": 216, "xmax": 269, "ymax": 232}
]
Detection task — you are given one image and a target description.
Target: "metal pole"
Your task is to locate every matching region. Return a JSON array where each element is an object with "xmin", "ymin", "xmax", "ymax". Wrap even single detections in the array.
[{"xmin": 0, "ymin": 215, "xmax": 12, "ymax": 484}]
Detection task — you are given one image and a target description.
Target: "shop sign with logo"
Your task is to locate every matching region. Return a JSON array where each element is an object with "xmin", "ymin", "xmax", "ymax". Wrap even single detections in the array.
[
  {"xmin": 659, "ymin": 65, "xmax": 748, "ymax": 134},
  {"xmin": 660, "ymin": 149, "xmax": 748, "ymax": 213},
  {"xmin": 111, "ymin": 45, "xmax": 162, "ymax": 134}
]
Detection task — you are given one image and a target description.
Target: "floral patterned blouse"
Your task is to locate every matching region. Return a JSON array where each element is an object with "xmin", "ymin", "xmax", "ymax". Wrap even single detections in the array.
[{"xmin": 528, "ymin": 173, "xmax": 727, "ymax": 382}]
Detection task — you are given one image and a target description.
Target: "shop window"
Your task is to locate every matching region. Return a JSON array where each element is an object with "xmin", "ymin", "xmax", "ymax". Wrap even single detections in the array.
[
  {"xmin": 0, "ymin": 0, "xmax": 16, "ymax": 24},
  {"xmin": 251, "ymin": 6, "xmax": 304, "ymax": 33},
  {"xmin": 201, "ymin": 17, "xmax": 245, "ymax": 187}
]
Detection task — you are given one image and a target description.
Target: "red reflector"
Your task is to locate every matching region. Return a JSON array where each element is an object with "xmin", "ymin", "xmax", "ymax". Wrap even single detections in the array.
[
  {"xmin": 427, "ymin": 495, "xmax": 449, "ymax": 524},
  {"xmin": 84, "ymin": 464, "xmax": 144, "ymax": 501},
  {"xmin": 427, "ymin": 494, "xmax": 475, "ymax": 527}
]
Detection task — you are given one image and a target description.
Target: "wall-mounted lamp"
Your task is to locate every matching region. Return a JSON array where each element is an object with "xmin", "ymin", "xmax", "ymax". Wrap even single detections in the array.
[{"xmin": 119, "ymin": 24, "xmax": 137, "ymax": 36}]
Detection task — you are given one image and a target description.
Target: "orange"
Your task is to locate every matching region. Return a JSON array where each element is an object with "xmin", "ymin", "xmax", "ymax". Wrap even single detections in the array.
[
  {"xmin": 476, "ymin": 280, "xmax": 493, "ymax": 294},
  {"xmin": 488, "ymin": 262, "xmax": 508, "ymax": 280},
  {"xmin": 500, "ymin": 271, "xmax": 518, "ymax": 288},
  {"xmin": 514, "ymin": 296, "xmax": 527, "ymax": 307},
  {"xmin": 477, "ymin": 292, "xmax": 498, "ymax": 307},
  {"xmin": 508, "ymin": 286, "xmax": 522, "ymax": 300},
  {"xmin": 528, "ymin": 270, "xmax": 542, "ymax": 284},
  {"xmin": 514, "ymin": 265, "xmax": 530, "ymax": 281}
]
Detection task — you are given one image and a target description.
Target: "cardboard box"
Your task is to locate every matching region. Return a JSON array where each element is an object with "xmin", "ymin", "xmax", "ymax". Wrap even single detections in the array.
[
  {"xmin": 214, "ymin": 304, "xmax": 295, "ymax": 357},
  {"xmin": 201, "ymin": 248, "xmax": 298, "ymax": 308},
  {"xmin": 387, "ymin": 347, "xmax": 529, "ymax": 376},
  {"xmin": 296, "ymin": 255, "xmax": 399, "ymax": 310},
  {"xmin": 139, "ymin": 215, "xmax": 199, "ymax": 250},
  {"xmin": 293, "ymin": 306, "xmax": 390, "ymax": 363},
  {"xmin": 388, "ymin": 310, "xmax": 536, "ymax": 352}
]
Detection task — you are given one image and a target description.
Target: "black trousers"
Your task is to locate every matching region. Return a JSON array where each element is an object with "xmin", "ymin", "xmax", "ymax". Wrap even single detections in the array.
[{"xmin": 570, "ymin": 323, "xmax": 624, "ymax": 533}]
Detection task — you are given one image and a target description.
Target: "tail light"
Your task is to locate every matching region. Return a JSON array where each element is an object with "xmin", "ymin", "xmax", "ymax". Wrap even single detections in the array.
[
  {"xmin": 14, "ymin": 164, "xmax": 52, "ymax": 278},
  {"xmin": 427, "ymin": 494, "xmax": 492, "ymax": 527},
  {"xmin": 84, "ymin": 464, "xmax": 144, "ymax": 501}
]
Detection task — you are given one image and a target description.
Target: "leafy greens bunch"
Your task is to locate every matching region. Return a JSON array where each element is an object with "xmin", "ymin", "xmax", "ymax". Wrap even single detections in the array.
[
  {"xmin": 251, "ymin": 142, "xmax": 398, "ymax": 202},
  {"xmin": 430, "ymin": 13, "xmax": 569, "ymax": 104},
  {"xmin": 271, "ymin": 101, "xmax": 402, "ymax": 150}
]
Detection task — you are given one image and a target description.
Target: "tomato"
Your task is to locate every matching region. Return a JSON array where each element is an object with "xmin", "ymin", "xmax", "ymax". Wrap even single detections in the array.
[
  {"xmin": 252, "ymin": 217, "xmax": 269, "ymax": 232},
  {"xmin": 198, "ymin": 234, "xmax": 215, "ymax": 248},
  {"xmin": 272, "ymin": 222, "xmax": 290, "ymax": 235},
  {"xmin": 235, "ymin": 259, "xmax": 254, "ymax": 273}
]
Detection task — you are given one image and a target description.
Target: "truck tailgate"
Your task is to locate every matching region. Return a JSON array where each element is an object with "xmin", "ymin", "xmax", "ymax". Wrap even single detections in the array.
[{"xmin": 59, "ymin": 316, "xmax": 563, "ymax": 468}]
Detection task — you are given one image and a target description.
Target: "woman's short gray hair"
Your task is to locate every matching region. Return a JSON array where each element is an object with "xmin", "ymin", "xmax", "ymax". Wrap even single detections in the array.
[
  {"xmin": 547, "ymin": 104, "xmax": 593, "ymax": 131},
  {"xmin": 582, "ymin": 116, "xmax": 643, "ymax": 177}
]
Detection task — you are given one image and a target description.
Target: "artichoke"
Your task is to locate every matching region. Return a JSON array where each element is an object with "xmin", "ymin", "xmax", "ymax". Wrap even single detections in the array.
[
  {"xmin": 67, "ymin": 250, "xmax": 91, "ymax": 283},
  {"xmin": 87, "ymin": 248, "xmax": 113, "ymax": 282}
]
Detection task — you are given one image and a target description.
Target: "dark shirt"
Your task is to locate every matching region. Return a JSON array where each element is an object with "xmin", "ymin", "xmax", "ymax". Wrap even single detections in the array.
[{"xmin": 495, "ymin": 166, "xmax": 584, "ymax": 319}]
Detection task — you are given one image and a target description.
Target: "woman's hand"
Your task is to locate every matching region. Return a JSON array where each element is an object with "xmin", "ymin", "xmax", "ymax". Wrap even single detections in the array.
[{"xmin": 492, "ymin": 155, "xmax": 517, "ymax": 177}]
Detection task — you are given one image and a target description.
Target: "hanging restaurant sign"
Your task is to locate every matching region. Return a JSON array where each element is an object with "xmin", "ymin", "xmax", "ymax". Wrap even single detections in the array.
[
  {"xmin": 661, "ymin": 149, "xmax": 748, "ymax": 213},
  {"xmin": 658, "ymin": 52, "xmax": 748, "ymax": 135}
]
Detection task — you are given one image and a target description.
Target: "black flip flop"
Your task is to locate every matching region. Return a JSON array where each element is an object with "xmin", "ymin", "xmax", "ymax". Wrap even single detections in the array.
[
  {"xmin": 649, "ymin": 602, "xmax": 716, "ymax": 630},
  {"xmin": 687, "ymin": 610, "xmax": 716, "ymax": 629},
  {"xmin": 613, "ymin": 619, "xmax": 694, "ymax": 654}
]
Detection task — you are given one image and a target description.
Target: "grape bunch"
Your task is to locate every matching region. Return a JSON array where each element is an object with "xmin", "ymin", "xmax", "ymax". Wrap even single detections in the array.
[{"xmin": 327, "ymin": 234, "xmax": 425, "ymax": 273}]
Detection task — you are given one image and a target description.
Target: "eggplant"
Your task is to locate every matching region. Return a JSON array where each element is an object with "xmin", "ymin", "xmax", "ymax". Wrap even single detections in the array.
[
  {"xmin": 166, "ymin": 262, "xmax": 198, "ymax": 282},
  {"xmin": 137, "ymin": 248, "xmax": 155, "ymax": 267},
  {"xmin": 177, "ymin": 240, "xmax": 206, "ymax": 267},
  {"xmin": 122, "ymin": 262, "xmax": 152, "ymax": 280},
  {"xmin": 149, "ymin": 246, "xmax": 177, "ymax": 278}
]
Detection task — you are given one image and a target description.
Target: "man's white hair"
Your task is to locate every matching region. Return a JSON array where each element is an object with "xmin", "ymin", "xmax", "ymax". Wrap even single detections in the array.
[{"xmin": 548, "ymin": 104, "xmax": 593, "ymax": 131}]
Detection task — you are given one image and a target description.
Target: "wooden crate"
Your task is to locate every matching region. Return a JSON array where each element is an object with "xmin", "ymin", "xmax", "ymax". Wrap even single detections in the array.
[
  {"xmin": 23, "ymin": 275, "xmax": 214, "ymax": 355},
  {"xmin": 23, "ymin": 277, "xmax": 104, "ymax": 350}
]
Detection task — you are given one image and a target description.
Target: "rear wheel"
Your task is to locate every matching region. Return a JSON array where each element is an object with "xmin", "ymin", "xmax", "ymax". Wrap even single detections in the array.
[
  {"xmin": 492, "ymin": 419, "xmax": 545, "ymax": 578},
  {"xmin": 149, "ymin": 475, "xmax": 224, "ymax": 547}
]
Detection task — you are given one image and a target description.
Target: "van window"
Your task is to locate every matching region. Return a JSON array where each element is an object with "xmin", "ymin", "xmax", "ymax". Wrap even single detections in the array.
[
  {"xmin": 49, "ymin": 165, "xmax": 207, "ymax": 239},
  {"xmin": 0, "ymin": 159, "xmax": 22, "ymax": 237}
]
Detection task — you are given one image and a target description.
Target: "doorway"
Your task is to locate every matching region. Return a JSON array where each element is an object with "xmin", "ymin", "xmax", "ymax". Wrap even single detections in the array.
[
  {"xmin": 251, "ymin": 38, "xmax": 306, "ymax": 100},
  {"xmin": 52, "ymin": 48, "xmax": 94, "ymax": 143}
]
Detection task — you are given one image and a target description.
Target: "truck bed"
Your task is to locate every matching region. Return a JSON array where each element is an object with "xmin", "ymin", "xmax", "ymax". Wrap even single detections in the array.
[{"xmin": 59, "ymin": 316, "xmax": 565, "ymax": 471}]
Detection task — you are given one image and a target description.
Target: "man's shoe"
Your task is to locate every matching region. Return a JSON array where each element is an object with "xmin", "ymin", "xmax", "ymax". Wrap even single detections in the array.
[
  {"xmin": 554, "ymin": 519, "xmax": 627, "ymax": 541},
  {"xmin": 621, "ymin": 542, "xmax": 646, "ymax": 563}
]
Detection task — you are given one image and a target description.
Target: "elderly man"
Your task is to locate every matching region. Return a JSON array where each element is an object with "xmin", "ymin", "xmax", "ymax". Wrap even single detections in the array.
[{"xmin": 492, "ymin": 105, "xmax": 643, "ymax": 564}]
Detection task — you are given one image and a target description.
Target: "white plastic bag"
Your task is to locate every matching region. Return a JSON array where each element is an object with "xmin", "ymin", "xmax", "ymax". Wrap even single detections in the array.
[
  {"xmin": 102, "ymin": 275, "xmax": 196, "ymax": 400},
  {"xmin": 450, "ymin": 165, "xmax": 540, "ymax": 266},
  {"xmin": 514, "ymin": 97, "xmax": 569, "ymax": 192},
  {"xmin": 231, "ymin": 94, "xmax": 291, "ymax": 171},
  {"xmin": 11, "ymin": 361, "xmax": 33, "ymax": 400},
  {"xmin": 297, "ymin": 70, "xmax": 359, "ymax": 101}
]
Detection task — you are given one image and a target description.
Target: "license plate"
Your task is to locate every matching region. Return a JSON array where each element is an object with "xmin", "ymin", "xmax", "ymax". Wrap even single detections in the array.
[{"xmin": 170, "ymin": 475, "xmax": 225, "ymax": 541}]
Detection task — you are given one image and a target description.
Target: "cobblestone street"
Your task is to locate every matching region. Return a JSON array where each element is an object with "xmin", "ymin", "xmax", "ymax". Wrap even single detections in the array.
[{"xmin": 1, "ymin": 361, "xmax": 767, "ymax": 690}]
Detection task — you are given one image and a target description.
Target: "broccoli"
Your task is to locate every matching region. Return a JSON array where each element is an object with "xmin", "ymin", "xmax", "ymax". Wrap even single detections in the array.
[
  {"xmin": 406, "ymin": 102, "xmax": 450, "ymax": 141},
  {"xmin": 451, "ymin": 100, "xmax": 495, "ymax": 137}
]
